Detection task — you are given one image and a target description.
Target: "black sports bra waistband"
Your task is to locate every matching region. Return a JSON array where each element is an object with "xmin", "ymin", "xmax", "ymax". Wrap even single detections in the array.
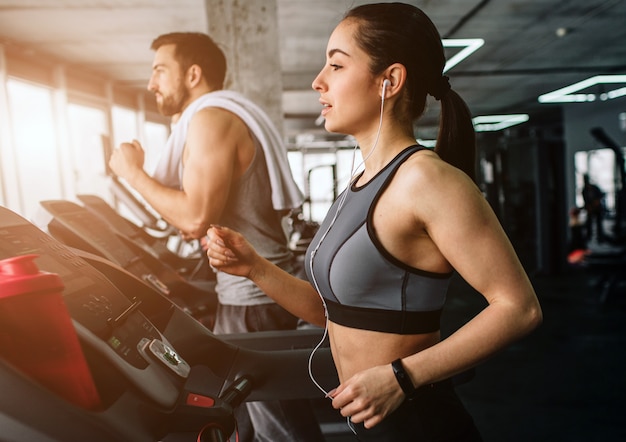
[{"xmin": 325, "ymin": 299, "xmax": 442, "ymax": 334}]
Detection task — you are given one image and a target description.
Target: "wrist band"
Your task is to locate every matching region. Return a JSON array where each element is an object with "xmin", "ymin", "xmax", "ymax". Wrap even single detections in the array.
[{"xmin": 391, "ymin": 358, "xmax": 417, "ymax": 398}]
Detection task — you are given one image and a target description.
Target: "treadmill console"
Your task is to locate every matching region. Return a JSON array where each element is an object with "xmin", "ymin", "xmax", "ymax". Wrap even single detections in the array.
[
  {"xmin": 0, "ymin": 207, "xmax": 188, "ymax": 407},
  {"xmin": 36, "ymin": 200, "xmax": 216, "ymax": 321}
]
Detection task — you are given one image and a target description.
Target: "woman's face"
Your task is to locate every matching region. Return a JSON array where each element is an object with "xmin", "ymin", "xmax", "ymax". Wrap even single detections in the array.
[{"xmin": 312, "ymin": 19, "xmax": 382, "ymax": 137}]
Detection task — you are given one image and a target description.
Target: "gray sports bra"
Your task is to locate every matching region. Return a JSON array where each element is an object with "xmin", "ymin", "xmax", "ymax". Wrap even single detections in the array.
[{"xmin": 304, "ymin": 145, "xmax": 452, "ymax": 334}]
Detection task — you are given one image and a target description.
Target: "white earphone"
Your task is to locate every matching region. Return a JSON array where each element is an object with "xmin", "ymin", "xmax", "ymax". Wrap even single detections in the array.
[{"xmin": 382, "ymin": 79, "xmax": 391, "ymax": 100}]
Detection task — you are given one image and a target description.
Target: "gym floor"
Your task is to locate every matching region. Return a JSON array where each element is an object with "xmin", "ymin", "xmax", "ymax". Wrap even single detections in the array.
[{"xmin": 317, "ymin": 242, "xmax": 626, "ymax": 441}]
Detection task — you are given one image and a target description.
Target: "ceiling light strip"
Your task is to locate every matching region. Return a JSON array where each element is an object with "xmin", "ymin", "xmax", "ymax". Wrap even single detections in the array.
[
  {"xmin": 472, "ymin": 114, "xmax": 529, "ymax": 132},
  {"xmin": 538, "ymin": 74, "xmax": 626, "ymax": 103},
  {"xmin": 443, "ymin": 38, "xmax": 485, "ymax": 72}
]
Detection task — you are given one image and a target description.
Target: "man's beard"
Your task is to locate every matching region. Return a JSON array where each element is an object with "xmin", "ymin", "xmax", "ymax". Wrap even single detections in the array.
[{"xmin": 157, "ymin": 86, "xmax": 190, "ymax": 117}]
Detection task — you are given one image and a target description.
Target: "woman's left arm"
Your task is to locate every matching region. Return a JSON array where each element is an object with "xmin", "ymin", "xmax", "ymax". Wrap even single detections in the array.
[
  {"xmin": 402, "ymin": 159, "xmax": 543, "ymax": 386},
  {"xmin": 332, "ymin": 157, "xmax": 542, "ymax": 428}
]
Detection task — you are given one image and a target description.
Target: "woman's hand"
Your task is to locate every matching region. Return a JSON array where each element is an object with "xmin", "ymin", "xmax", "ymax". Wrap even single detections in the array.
[
  {"xmin": 207, "ymin": 225, "xmax": 326, "ymax": 326},
  {"xmin": 205, "ymin": 225, "xmax": 258, "ymax": 278},
  {"xmin": 328, "ymin": 364, "xmax": 405, "ymax": 429}
]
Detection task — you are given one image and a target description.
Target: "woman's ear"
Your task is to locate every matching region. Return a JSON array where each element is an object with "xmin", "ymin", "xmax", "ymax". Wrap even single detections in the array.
[{"xmin": 380, "ymin": 63, "xmax": 406, "ymax": 98}]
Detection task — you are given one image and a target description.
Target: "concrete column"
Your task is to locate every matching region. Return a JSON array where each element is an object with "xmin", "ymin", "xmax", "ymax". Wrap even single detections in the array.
[{"xmin": 204, "ymin": 0, "xmax": 284, "ymax": 134}]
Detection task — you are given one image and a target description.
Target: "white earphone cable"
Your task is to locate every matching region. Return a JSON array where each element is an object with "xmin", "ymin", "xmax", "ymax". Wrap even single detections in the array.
[{"xmin": 306, "ymin": 83, "xmax": 388, "ymax": 400}]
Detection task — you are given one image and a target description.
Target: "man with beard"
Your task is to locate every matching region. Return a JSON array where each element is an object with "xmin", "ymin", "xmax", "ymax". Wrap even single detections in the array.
[{"xmin": 109, "ymin": 32, "xmax": 322, "ymax": 442}]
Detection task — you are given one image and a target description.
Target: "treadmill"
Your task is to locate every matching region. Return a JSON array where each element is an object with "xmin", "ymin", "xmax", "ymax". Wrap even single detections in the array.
[{"xmin": 0, "ymin": 205, "xmax": 338, "ymax": 441}]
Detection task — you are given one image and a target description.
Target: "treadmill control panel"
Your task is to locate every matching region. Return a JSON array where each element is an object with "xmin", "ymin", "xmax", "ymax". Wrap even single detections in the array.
[{"xmin": 0, "ymin": 209, "xmax": 184, "ymax": 374}]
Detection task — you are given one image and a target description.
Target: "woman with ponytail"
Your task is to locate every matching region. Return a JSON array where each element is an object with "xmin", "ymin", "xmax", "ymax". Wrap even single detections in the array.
[{"xmin": 206, "ymin": 3, "xmax": 542, "ymax": 440}]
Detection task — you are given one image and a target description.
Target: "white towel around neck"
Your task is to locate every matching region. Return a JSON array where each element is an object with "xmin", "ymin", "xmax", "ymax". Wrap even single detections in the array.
[{"xmin": 152, "ymin": 90, "xmax": 303, "ymax": 211}]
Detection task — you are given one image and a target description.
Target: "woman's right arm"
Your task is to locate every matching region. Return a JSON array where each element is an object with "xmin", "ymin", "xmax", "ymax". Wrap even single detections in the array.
[{"xmin": 206, "ymin": 225, "xmax": 327, "ymax": 326}]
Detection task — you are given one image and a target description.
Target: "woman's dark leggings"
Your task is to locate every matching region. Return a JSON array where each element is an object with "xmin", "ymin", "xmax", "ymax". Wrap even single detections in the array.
[{"xmin": 350, "ymin": 379, "xmax": 483, "ymax": 442}]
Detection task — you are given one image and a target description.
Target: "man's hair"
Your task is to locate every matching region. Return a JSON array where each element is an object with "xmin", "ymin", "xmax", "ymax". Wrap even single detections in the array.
[{"xmin": 151, "ymin": 32, "xmax": 227, "ymax": 88}]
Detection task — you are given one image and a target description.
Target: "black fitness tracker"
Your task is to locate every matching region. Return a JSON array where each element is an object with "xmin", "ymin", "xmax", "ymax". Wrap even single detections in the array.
[{"xmin": 391, "ymin": 358, "xmax": 417, "ymax": 398}]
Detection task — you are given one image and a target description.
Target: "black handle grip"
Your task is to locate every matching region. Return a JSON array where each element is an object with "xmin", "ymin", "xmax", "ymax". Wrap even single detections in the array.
[{"xmin": 220, "ymin": 376, "xmax": 253, "ymax": 409}]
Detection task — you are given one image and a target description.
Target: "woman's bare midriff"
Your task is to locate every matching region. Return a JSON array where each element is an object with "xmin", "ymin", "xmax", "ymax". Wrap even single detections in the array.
[{"xmin": 328, "ymin": 321, "xmax": 440, "ymax": 382}]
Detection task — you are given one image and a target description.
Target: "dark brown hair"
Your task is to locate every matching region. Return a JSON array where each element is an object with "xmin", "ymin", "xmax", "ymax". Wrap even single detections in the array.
[
  {"xmin": 344, "ymin": 3, "xmax": 476, "ymax": 181},
  {"xmin": 151, "ymin": 32, "xmax": 227, "ymax": 89}
]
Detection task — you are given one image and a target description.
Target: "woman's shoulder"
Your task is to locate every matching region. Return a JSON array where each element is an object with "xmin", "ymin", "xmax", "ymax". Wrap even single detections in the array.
[
  {"xmin": 400, "ymin": 148, "xmax": 472, "ymax": 188},
  {"xmin": 390, "ymin": 149, "xmax": 481, "ymax": 217}
]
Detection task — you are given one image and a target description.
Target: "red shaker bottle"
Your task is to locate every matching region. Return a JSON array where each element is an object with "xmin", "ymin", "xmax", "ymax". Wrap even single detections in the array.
[{"xmin": 0, "ymin": 254, "xmax": 101, "ymax": 410}]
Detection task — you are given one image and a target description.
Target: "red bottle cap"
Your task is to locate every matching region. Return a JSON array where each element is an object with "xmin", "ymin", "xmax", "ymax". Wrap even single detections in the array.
[{"xmin": 0, "ymin": 254, "xmax": 64, "ymax": 298}]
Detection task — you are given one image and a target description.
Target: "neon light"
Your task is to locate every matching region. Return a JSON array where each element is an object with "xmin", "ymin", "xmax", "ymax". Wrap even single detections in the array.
[
  {"xmin": 538, "ymin": 75, "xmax": 626, "ymax": 103},
  {"xmin": 443, "ymin": 39, "xmax": 485, "ymax": 72},
  {"xmin": 472, "ymin": 114, "xmax": 529, "ymax": 132}
]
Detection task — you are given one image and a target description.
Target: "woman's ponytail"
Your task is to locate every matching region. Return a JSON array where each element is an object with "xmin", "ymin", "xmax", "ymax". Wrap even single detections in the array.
[{"xmin": 435, "ymin": 89, "xmax": 476, "ymax": 182}]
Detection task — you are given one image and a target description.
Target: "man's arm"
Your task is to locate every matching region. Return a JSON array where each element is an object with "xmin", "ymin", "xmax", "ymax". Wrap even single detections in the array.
[{"xmin": 111, "ymin": 107, "xmax": 250, "ymax": 239}]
